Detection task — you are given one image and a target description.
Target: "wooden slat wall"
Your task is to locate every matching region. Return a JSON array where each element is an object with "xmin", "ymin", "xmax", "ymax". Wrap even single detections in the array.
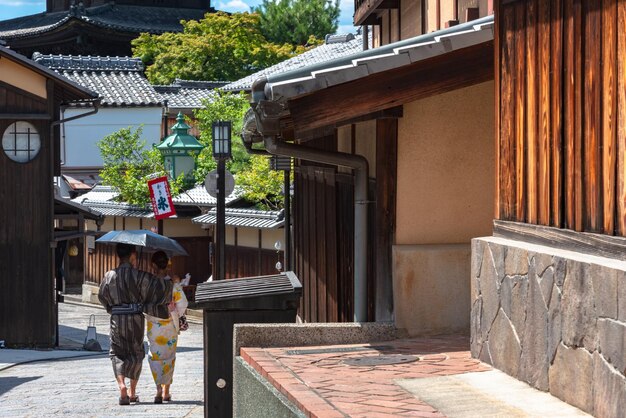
[
  {"xmin": 224, "ymin": 245, "xmax": 282, "ymax": 280},
  {"xmin": 497, "ymin": 0, "xmax": 624, "ymax": 237},
  {"xmin": 293, "ymin": 162, "xmax": 372, "ymax": 323}
]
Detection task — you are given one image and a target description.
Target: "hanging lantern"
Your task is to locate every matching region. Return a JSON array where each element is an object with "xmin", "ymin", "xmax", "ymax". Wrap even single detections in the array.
[{"xmin": 68, "ymin": 243, "xmax": 79, "ymax": 257}]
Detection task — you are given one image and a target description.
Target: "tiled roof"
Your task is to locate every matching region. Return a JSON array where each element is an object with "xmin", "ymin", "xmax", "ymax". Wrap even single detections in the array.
[
  {"xmin": 154, "ymin": 80, "xmax": 227, "ymax": 110},
  {"xmin": 193, "ymin": 208, "xmax": 284, "ymax": 229},
  {"xmin": 73, "ymin": 184, "xmax": 243, "ymax": 210},
  {"xmin": 34, "ymin": 54, "xmax": 144, "ymax": 71},
  {"xmin": 0, "ymin": 4, "xmax": 206, "ymax": 40},
  {"xmin": 79, "ymin": 200, "xmax": 155, "ymax": 218},
  {"xmin": 265, "ymin": 16, "xmax": 495, "ymax": 101},
  {"xmin": 222, "ymin": 33, "xmax": 365, "ymax": 93},
  {"xmin": 172, "ymin": 184, "xmax": 243, "ymax": 207},
  {"xmin": 33, "ymin": 53, "xmax": 161, "ymax": 107},
  {"xmin": 71, "ymin": 185, "xmax": 118, "ymax": 203}
]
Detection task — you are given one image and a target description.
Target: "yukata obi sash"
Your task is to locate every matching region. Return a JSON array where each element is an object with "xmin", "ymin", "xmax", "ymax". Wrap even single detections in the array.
[{"xmin": 111, "ymin": 303, "xmax": 143, "ymax": 315}]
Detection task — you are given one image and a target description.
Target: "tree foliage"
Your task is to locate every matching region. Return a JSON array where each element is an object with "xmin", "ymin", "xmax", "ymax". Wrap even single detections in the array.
[
  {"xmin": 193, "ymin": 91, "xmax": 285, "ymax": 209},
  {"xmin": 236, "ymin": 154, "xmax": 286, "ymax": 210},
  {"xmin": 132, "ymin": 12, "xmax": 296, "ymax": 84},
  {"xmin": 97, "ymin": 126, "xmax": 184, "ymax": 206},
  {"xmin": 193, "ymin": 90, "xmax": 251, "ymax": 181},
  {"xmin": 254, "ymin": 0, "xmax": 340, "ymax": 46}
]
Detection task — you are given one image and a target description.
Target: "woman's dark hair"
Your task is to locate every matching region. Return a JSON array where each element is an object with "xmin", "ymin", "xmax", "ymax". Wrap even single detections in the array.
[
  {"xmin": 116, "ymin": 243, "xmax": 136, "ymax": 259},
  {"xmin": 151, "ymin": 251, "xmax": 169, "ymax": 270}
]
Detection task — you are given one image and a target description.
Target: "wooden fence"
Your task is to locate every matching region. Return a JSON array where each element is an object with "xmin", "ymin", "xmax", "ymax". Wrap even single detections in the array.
[{"xmin": 85, "ymin": 236, "xmax": 280, "ymax": 285}]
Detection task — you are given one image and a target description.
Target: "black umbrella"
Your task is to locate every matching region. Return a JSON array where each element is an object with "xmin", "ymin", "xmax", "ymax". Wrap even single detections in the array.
[{"xmin": 96, "ymin": 229, "xmax": 189, "ymax": 256}]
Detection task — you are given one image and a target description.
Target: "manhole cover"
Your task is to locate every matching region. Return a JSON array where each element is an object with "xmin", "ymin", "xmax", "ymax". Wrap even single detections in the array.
[{"xmin": 343, "ymin": 355, "xmax": 419, "ymax": 367}]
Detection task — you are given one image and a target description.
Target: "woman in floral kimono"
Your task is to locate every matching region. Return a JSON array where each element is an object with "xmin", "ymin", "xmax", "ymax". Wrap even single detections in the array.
[{"xmin": 146, "ymin": 251, "xmax": 188, "ymax": 403}]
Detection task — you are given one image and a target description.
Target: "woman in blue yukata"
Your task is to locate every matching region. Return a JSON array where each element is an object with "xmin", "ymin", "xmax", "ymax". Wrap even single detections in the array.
[{"xmin": 145, "ymin": 251, "xmax": 189, "ymax": 404}]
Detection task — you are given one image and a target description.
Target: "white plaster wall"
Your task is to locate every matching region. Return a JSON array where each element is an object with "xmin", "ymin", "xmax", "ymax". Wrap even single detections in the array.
[{"xmin": 62, "ymin": 107, "xmax": 162, "ymax": 168}]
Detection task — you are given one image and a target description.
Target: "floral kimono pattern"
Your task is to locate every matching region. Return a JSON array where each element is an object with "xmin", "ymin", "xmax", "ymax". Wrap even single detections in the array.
[{"xmin": 146, "ymin": 282, "xmax": 188, "ymax": 385}]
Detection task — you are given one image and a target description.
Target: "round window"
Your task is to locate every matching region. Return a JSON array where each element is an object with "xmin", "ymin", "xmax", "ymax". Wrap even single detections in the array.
[{"xmin": 2, "ymin": 121, "xmax": 41, "ymax": 163}]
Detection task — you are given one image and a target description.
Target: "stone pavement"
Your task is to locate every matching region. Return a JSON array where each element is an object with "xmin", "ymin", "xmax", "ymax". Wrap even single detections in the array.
[
  {"xmin": 240, "ymin": 335, "xmax": 592, "ymax": 418},
  {"xmin": 0, "ymin": 302, "xmax": 204, "ymax": 417}
]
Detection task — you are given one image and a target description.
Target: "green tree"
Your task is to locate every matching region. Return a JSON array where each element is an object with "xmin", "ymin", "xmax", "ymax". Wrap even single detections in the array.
[
  {"xmin": 236, "ymin": 154, "xmax": 286, "ymax": 210},
  {"xmin": 132, "ymin": 12, "xmax": 296, "ymax": 84},
  {"xmin": 193, "ymin": 90, "xmax": 284, "ymax": 209},
  {"xmin": 254, "ymin": 0, "xmax": 340, "ymax": 46},
  {"xmin": 97, "ymin": 126, "xmax": 184, "ymax": 206}
]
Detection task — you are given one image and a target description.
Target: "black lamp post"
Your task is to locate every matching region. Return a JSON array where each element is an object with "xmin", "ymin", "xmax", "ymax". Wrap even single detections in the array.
[
  {"xmin": 270, "ymin": 155, "xmax": 292, "ymax": 271},
  {"xmin": 212, "ymin": 121, "xmax": 231, "ymax": 281}
]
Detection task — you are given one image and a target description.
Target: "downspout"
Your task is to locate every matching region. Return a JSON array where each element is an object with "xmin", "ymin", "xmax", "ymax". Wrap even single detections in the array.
[
  {"xmin": 247, "ymin": 77, "xmax": 369, "ymax": 322},
  {"xmin": 263, "ymin": 136, "xmax": 369, "ymax": 323}
]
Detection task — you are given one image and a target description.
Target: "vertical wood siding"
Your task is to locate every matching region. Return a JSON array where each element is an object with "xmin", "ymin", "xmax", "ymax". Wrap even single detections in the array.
[
  {"xmin": 497, "ymin": 0, "xmax": 623, "ymax": 236},
  {"xmin": 0, "ymin": 85, "xmax": 54, "ymax": 346}
]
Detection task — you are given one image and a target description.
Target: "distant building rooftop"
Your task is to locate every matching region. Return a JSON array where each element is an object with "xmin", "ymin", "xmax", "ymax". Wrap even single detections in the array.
[
  {"xmin": 222, "ymin": 33, "xmax": 365, "ymax": 93},
  {"xmin": 155, "ymin": 79, "xmax": 229, "ymax": 110},
  {"xmin": 33, "ymin": 53, "xmax": 162, "ymax": 107}
]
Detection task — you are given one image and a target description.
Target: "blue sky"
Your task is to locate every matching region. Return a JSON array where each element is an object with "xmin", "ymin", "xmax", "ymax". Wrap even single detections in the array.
[{"xmin": 0, "ymin": 0, "xmax": 356, "ymax": 34}]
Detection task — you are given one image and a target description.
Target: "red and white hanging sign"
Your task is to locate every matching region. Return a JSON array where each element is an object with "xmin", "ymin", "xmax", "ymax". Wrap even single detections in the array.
[{"xmin": 148, "ymin": 176, "xmax": 176, "ymax": 220}]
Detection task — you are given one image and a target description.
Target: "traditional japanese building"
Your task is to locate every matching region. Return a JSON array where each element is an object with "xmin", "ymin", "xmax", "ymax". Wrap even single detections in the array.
[
  {"xmin": 0, "ymin": 0, "xmax": 213, "ymax": 57},
  {"xmin": 0, "ymin": 44, "xmax": 100, "ymax": 347}
]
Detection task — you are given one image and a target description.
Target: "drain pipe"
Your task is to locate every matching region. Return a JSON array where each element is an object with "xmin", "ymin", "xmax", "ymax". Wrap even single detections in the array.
[
  {"xmin": 249, "ymin": 77, "xmax": 370, "ymax": 322},
  {"xmin": 263, "ymin": 136, "xmax": 369, "ymax": 323}
]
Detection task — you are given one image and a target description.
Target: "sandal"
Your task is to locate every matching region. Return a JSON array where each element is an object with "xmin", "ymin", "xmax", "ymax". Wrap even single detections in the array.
[
  {"xmin": 130, "ymin": 395, "xmax": 139, "ymax": 403},
  {"xmin": 163, "ymin": 395, "xmax": 171, "ymax": 402},
  {"xmin": 119, "ymin": 396, "xmax": 130, "ymax": 406},
  {"xmin": 154, "ymin": 395, "xmax": 163, "ymax": 404}
]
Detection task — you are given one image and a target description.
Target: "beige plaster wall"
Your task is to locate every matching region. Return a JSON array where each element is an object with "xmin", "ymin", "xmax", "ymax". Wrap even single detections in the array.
[
  {"xmin": 396, "ymin": 81, "xmax": 494, "ymax": 245},
  {"xmin": 227, "ymin": 226, "xmax": 284, "ymax": 250},
  {"xmin": 0, "ymin": 58, "xmax": 47, "ymax": 98},
  {"xmin": 393, "ymin": 244, "xmax": 471, "ymax": 336},
  {"xmin": 162, "ymin": 218, "xmax": 205, "ymax": 237}
]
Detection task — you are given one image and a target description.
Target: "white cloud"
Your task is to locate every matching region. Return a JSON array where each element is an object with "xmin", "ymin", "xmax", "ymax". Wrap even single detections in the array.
[{"xmin": 217, "ymin": 0, "xmax": 252, "ymax": 12}]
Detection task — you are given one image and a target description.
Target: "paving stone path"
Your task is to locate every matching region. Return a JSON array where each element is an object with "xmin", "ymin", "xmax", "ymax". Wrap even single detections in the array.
[{"xmin": 0, "ymin": 302, "xmax": 205, "ymax": 417}]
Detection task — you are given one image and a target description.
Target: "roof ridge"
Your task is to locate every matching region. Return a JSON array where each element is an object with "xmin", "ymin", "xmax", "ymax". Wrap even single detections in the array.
[{"xmin": 33, "ymin": 53, "xmax": 144, "ymax": 72}]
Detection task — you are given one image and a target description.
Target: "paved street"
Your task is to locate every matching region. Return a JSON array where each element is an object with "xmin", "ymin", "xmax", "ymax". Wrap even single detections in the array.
[{"xmin": 0, "ymin": 302, "xmax": 204, "ymax": 417}]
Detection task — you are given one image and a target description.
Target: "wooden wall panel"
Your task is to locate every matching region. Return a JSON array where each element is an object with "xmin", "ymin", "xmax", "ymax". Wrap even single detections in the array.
[
  {"xmin": 550, "ymin": 0, "xmax": 563, "ymax": 228},
  {"xmin": 497, "ymin": 0, "xmax": 626, "ymax": 238},
  {"xmin": 618, "ymin": 1, "xmax": 626, "ymax": 235},
  {"xmin": 602, "ymin": 0, "xmax": 617, "ymax": 235},
  {"xmin": 583, "ymin": 0, "xmax": 602, "ymax": 232},
  {"xmin": 525, "ymin": 0, "xmax": 538, "ymax": 223},
  {"xmin": 514, "ymin": 2, "xmax": 526, "ymax": 222},
  {"xmin": 537, "ymin": 0, "xmax": 551, "ymax": 225},
  {"xmin": 499, "ymin": 5, "xmax": 516, "ymax": 220},
  {"xmin": 293, "ymin": 164, "xmax": 350, "ymax": 323}
]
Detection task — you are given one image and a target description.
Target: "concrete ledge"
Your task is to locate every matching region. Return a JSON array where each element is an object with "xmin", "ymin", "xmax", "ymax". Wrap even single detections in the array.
[
  {"xmin": 81, "ymin": 283, "xmax": 100, "ymax": 304},
  {"xmin": 233, "ymin": 322, "xmax": 398, "ymax": 356},
  {"xmin": 234, "ymin": 357, "xmax": 304, "ymax": 418}
]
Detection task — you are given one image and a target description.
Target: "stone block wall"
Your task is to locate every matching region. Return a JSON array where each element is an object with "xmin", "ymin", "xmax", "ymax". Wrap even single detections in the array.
[{"xmin": 471, "ymin": 236, "xmax": 626, "ymax": 418}]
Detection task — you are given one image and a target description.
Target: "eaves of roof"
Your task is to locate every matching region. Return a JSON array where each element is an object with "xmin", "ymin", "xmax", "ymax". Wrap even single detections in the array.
[
  {"xmin": 222, "ymin": 34, "xmax": 364, "ymax": 93},
  {"xmin": 0, "ymin": 45, "xmax": 98, "ymax": 102},
  {"xmin": 0, "ymin": 5, "xmax": 206, "ymax": 40},
  {"xmin": 78, "ymin": 200, "xmax": 155, "ymax": 218},
  {"xmin": 192, "ymin": 208, "xmax": 284, "ymax": 229},
  {"xmin": 264, "ymin": 15, "xmax": 494, "ymax": 102}
]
